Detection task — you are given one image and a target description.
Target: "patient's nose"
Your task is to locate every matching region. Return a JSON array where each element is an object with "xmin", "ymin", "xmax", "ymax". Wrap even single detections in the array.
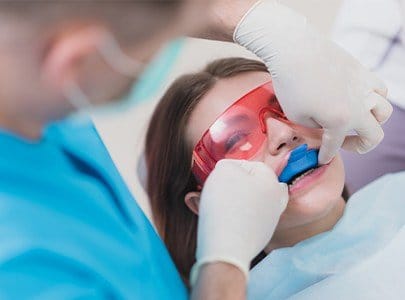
[{"xmin": 265, "ymin": 118, "xmax": 302, "ymax": 155}]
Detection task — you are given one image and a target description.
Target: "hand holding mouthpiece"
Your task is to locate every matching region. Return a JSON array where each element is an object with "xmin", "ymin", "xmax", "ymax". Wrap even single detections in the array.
[
  {"xmin": 234, "ymin": 0, "xmax": 392, "ymax": 164},
  {"xmin": 191, "ymin": 159, "xmax": 288, "ymax": 283}
]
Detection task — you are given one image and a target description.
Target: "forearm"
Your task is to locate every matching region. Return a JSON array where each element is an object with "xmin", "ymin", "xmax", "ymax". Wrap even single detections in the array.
[
  {"xmin": 191, "ymin": 262, "xmax": 246, "ymax": 300},
  {"xmin": 190, "ymin": 160, "xmax": 287, "ymax": 300}
]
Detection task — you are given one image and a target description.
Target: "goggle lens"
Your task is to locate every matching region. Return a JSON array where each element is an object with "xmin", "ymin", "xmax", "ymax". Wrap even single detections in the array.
[{"xmin": 192, "ymin": 81, "xmax": 287, "ymax": 186}]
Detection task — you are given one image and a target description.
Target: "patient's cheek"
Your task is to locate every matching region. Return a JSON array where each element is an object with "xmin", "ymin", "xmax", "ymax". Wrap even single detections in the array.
[
  {"xmin": 331, "ymin": 155, "xmax": 345, "ymax": 188},
  {"xmin": 277, "ymin": 156, "xmax": 345, "ymax": 228},
  {"xmin": 250, "ymin": 146, "xmax": 279, "ymax": 172}
]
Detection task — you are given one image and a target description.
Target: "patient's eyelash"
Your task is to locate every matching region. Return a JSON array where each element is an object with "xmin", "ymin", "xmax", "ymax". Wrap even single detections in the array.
[{"xmin": 225, "ymin": 131, "xmax": 248, "ymax": 152}]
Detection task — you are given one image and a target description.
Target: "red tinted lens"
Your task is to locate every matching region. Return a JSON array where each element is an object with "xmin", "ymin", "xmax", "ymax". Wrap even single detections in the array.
[
  {"xmin": 192, "ymin": 81, "xmax": 286, "ymax": 185},
  {"xmin": 203, "ymin": 108, "xmax": 265, "ymax": 160}
]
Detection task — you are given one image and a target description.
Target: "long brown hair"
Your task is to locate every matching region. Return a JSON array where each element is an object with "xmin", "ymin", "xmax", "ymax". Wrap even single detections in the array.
[{"xmin": 145, "ymin": 58, "xmax": 268, "ymax": 287}]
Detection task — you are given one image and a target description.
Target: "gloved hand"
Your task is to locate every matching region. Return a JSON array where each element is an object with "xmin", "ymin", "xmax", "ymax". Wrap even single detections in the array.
[
  {"xmin": 234, "ymin": 0, "xmax": 392, "ymax": 164},
  {"xmin": 190, "ymin": 159, "xmax": 288, "ymax": 284}
]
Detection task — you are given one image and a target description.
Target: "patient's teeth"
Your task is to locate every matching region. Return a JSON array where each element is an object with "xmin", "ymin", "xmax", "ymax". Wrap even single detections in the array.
[{"xmin": 288, "ymin": 168, "xmax": 316, "ymax": 188}]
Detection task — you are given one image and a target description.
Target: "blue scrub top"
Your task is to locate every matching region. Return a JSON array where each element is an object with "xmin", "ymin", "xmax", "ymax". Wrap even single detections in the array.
[{"xmin": 0, "ymin": 117, "xmax": 187, "ymax": 299}]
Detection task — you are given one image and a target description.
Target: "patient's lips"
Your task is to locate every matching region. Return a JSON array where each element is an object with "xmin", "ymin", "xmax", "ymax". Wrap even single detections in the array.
[
  {"xmin": 288, "ymin": 163, "xmax": 329, "ymax": 195},
  {"xmin": 278, "ymin": 144, "xmax": 319, "ymax": 183},
  {"xmin": 275, "ymin": 152, "xmax": 292, "ymax": 176}
]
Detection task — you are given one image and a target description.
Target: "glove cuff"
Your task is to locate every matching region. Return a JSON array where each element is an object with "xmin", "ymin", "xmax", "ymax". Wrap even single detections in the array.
[
  {"xmin": 190, "ymin": 256, "xmax": 250, "ymax": 287},
  {"xmin": 233, "ymin": 0, "xmax": 308, "ymax": 67},
  {"xmin": 232, "ymin": 0, "xmax": 264, "ymax": 43}
]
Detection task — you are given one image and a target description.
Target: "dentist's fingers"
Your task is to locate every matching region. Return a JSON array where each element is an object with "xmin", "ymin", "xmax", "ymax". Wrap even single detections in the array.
[
  {"xmin": 369, "ymin": 72, "xmax": 388, "ymax": 98},
  {"xmin": 369, "ymin": 92, "xmax": 393, "ymax": 124},
  {"xmin": 235, "ymin": 160, "xmax": 289, "ymax": 208},
  {"xmin": 318, "ymin": 129, "xmax": 346, "ymax": 165},
  {"xmin": 342, "ymin": 115, "xmax": 384, "ymax": 154},
  {"xmin": 224, "ymin": 159, "xmax": 279, "ymax": 180},
  {"xmin": 216, "ymin": 159, "xmax": 255, "ymax": 175}
]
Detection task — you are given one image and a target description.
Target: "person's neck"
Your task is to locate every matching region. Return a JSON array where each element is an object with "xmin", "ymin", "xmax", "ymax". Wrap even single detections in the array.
[
  {"xmin": 0, "ymin": 113, "xmax": 45, "ymax": 140},
  {"xmin": 264, "ymin": 197, "xmax": 346, "ymax": 254}
]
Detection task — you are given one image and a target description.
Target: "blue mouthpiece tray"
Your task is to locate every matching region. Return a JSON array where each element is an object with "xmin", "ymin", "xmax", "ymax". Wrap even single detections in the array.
[{"xmin": 278, "ymin": 144, "xmax": 319, "ymax": 183}]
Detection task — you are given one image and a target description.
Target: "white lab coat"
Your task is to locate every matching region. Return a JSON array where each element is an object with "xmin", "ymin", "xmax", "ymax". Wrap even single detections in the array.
[{"xmin": 333, "ymin": 0, "xmax": 405, "ymax": 109}]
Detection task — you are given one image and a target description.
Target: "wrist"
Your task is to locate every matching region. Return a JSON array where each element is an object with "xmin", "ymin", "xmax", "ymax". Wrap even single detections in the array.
[
  {"xmin": 191, "ymin": 261, "xmax": 246, "ymax": 300},
  {"xmin": 234, "ymin": 0, "xmax": 308, "ymax": 49},
  {"xmin": 191, "ymin": 255, "xmax": 250, "ymax": 287},
  {"xmin": 204, "ymin": 0, "xmax": 260, "ymax": 41}
]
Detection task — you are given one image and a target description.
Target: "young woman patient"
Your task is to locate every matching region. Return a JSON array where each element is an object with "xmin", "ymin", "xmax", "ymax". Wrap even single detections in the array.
[{"xmin": 145, "ymin": 58, "xmax": 405, "ymax": 299}]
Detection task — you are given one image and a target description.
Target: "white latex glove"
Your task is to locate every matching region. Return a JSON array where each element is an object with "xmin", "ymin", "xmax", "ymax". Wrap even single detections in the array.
[
  {"xmin": 234, "ymin": 0, "xmax": 392, "ymax": 164},
  {"xmin": 190, "ymin": 159, "xmax": 288, "ymax": 284}
]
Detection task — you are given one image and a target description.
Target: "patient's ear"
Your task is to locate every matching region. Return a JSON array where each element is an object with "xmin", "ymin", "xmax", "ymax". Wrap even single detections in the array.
[{"xmin": 184, "ymin": 192, "xmax": 201, "ymax": 215}]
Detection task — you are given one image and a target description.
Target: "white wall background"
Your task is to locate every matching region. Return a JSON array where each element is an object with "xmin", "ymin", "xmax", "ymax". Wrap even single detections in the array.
[{"xmin": 94, "ymin": 0, "xmax": 342, "ymax": 221}]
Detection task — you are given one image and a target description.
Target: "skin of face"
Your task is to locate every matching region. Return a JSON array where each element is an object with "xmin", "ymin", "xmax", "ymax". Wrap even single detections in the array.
[{"xmin": 186, "ymin": 71, "xmax": 345, "ymax": 237}]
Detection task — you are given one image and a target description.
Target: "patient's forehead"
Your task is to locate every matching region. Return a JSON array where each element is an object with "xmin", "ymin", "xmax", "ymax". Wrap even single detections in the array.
[{"xmin": 187, "ymin": 71, "xmax": 272, "ymax": 147}]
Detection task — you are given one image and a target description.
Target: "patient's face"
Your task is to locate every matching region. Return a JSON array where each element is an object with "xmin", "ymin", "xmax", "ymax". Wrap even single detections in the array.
[{"xmin": 186, "ymin": 71, "xmax": 345, "ymax": 231}]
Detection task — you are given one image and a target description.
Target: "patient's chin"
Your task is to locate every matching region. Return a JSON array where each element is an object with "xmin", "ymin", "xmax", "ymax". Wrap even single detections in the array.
[{"xmin": 277, "ymin": 157, "xmax": 345, "ymax": 230}]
